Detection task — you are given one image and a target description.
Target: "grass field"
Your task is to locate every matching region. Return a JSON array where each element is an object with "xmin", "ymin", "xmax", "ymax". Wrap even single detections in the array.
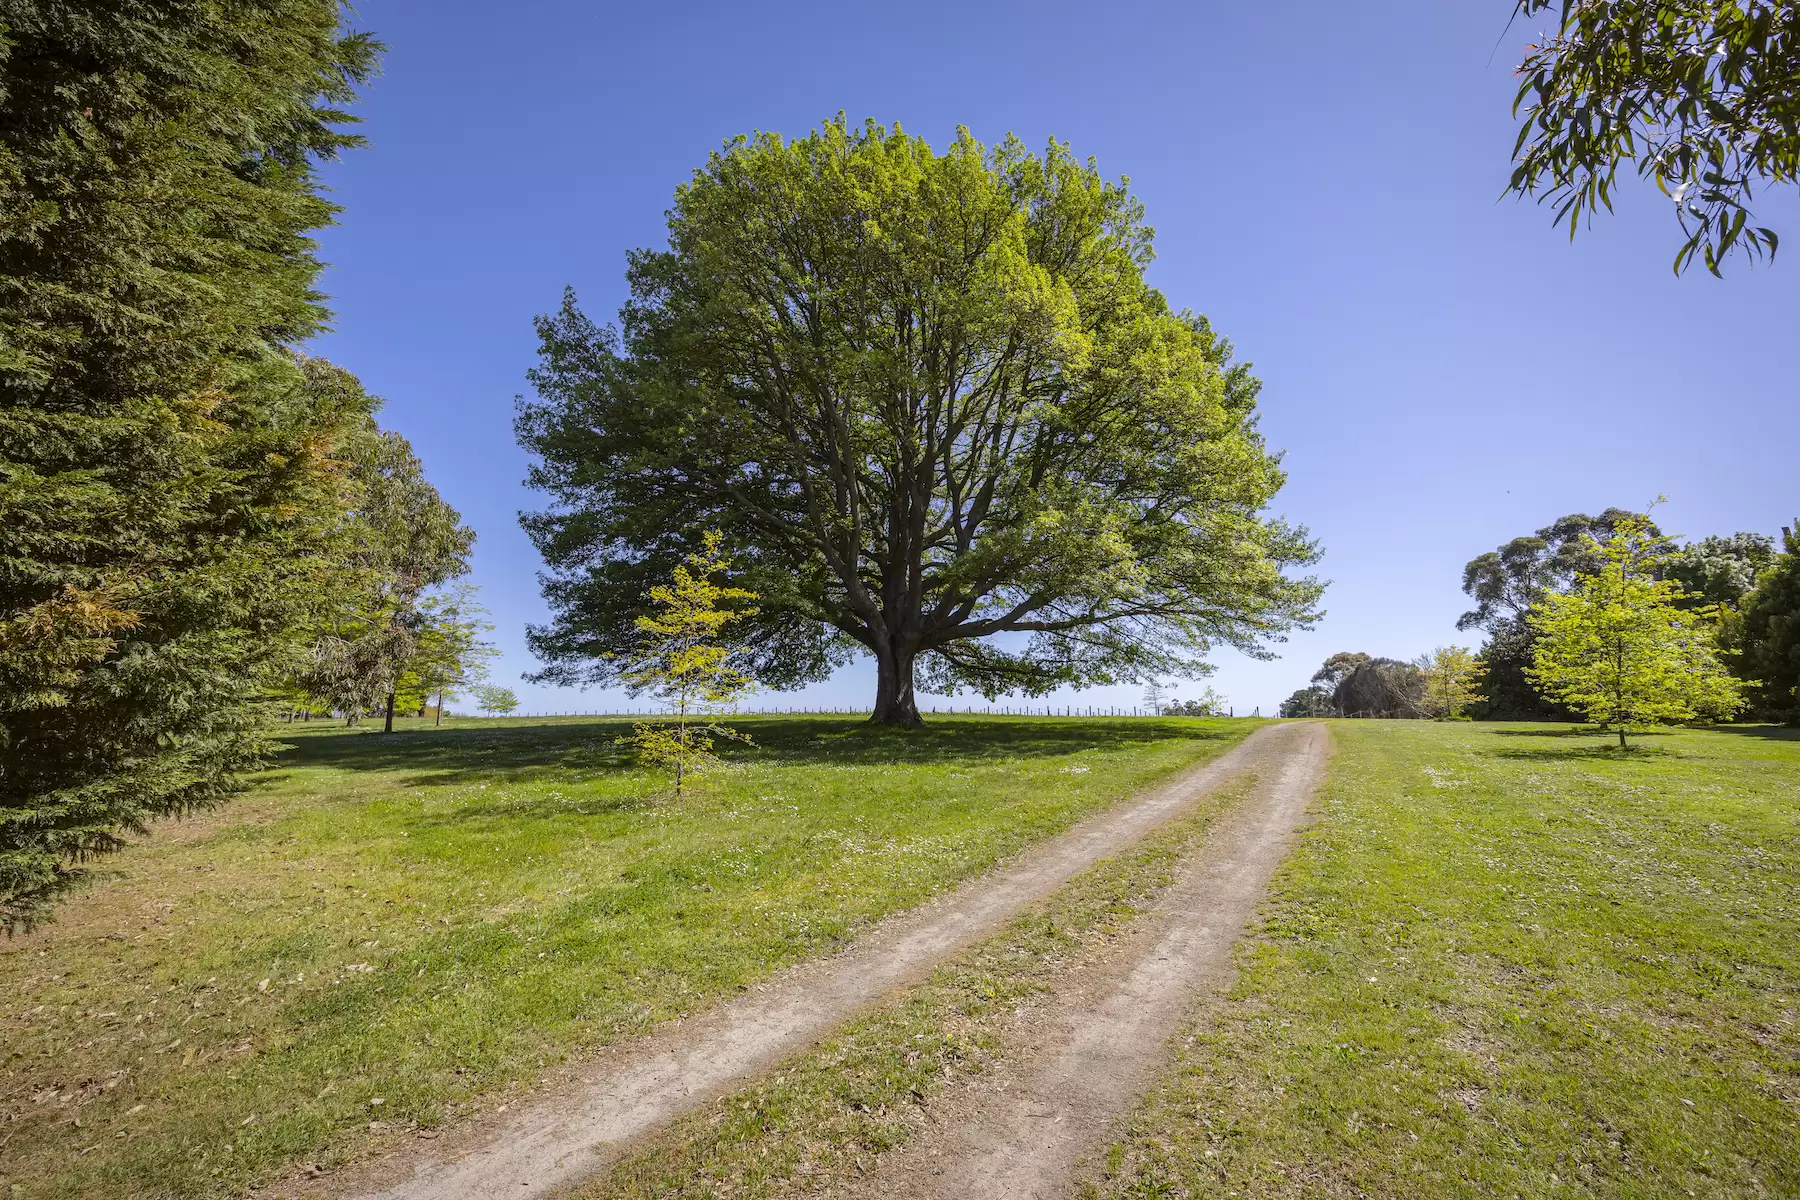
[
  {"xmin": 1099, "ymin": 722, "xmax": 1800, "ymax": 1199},
  {"xmin": 584, "ymin": 776, "xmax": 1265, "ymax": 1198},
  {"xmin": 0, "ymin": 713, "xmax": 1252, "ymax": 1199}
]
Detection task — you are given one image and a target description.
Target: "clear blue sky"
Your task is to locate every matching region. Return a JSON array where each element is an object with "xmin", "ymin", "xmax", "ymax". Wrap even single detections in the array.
[{"xmin": 309, "ymin": 0, "xmax": 1797, "ymax": 717}]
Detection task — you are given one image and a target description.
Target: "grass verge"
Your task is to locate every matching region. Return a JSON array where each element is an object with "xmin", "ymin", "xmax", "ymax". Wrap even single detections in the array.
[
  {"xmin": 580, "ymin": 773, "xmax": 1263, "ymax": 1198},
  {"xmin": 1095, "ymin": 722, "xmax": 1800, "ymax": 1200},
  {"xmin": 0, "ymin": 713, "xmax": 1251, "ymax": 1198}
]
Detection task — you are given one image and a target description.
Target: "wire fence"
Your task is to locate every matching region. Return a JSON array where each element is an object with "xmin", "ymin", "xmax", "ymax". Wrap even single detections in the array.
[{"xmin": 441, "ymin": 705, "xmax": 1246, "ymax": 720}]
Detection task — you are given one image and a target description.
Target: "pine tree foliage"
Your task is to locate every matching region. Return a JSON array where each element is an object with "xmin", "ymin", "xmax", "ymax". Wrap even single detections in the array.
[
  {"xmin": 0, "ymin": 2, "xmax": 382, "ymax": 928},
  {"xmin": 1527, "ymin": 517, "xmax": 1743, "ymax": 746}
]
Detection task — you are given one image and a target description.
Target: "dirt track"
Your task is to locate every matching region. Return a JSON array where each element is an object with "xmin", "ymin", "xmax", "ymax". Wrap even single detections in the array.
[
  {"xmin": 338, "ymin": 722, "xmax": 1320, "ymax": 1200},
  {"xmin": 837, "ymin": 719, "xmax": 1330, "ymax": 1199}
]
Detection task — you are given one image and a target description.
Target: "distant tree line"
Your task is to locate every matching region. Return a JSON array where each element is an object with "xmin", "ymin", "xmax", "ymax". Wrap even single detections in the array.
[
  {"xmin": 1279, "ymin": 647, "xmax": 1484, "ymax": 721},
  {"xmin": 1459, "ymin": 509, "xmax": 1796, "ymax": 724},
  {"xmin": 1283, "ymin": 508, "xmax": 1800, "ymax": 727},
  {"xmin": 517, "ymin": 118, "xmax": 1323, "ymax": 728}
]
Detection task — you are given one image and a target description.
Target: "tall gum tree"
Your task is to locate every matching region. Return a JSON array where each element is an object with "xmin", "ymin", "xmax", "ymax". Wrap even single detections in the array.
[{"xmin": 517, "ymin": 119, "xmax": 1323, "ymax": 725}]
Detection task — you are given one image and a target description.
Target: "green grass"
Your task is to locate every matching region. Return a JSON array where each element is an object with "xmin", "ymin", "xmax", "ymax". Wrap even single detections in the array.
[
  {"xmin": 1096, "ymin": 722, "xmax": 1800, "ymax": 1200},
  {"xmin": 0, "ymin": 713, "xmax": 1253, "ymax": 1199}
]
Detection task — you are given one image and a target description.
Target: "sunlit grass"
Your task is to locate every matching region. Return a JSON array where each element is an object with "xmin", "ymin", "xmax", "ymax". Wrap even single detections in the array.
[
  {"xmin": 1097, "ymin": 722, "xmax": 1800, "ymax": 1199},
  {"xmin": 0, "ymin": 713, "xmax": 1253, "ymax": 1198}
]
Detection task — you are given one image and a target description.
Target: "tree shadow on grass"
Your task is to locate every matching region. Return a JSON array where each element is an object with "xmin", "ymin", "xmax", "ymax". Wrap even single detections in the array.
[
  {"xmin": 1702, "ymin": 724, "xmax": 1800, "ymax": 743},
  {"xmin": 1477, "ymin": 725, "xmax": 1678, "ymax": 760},
  {"xmin": 1483, "ymin": 744, "xmax": 1679, "ymax": 761},
  {"xmin": 1485, "ymin": 726, "xmax": 1673, "ymax": 740},
  {"xmin": 261, "ymin": 716, "xmax": 1240, "ymax": 791}
]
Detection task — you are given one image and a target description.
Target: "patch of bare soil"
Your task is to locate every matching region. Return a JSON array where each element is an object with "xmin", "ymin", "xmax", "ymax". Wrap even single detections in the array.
[
  {"xmin": 831, "ymin": 721, "xmax": 1330, "ymax": 1200},
  {"xmin": 319, "ymin": 724, "xmax": 1307, "ymax": 1200}
]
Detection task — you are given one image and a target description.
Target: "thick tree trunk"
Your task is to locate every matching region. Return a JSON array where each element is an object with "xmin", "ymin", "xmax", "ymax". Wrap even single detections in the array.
[
  {"xmin": 871, "ymin": 643, "xmax": 923, "ymax": 726},
  {"xmin": 382, "ymin": 691, "xmax": 397, "ymax": 734}
]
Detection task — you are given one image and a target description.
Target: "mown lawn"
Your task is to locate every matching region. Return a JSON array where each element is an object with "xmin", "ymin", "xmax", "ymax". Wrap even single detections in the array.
[
  {"xmin": 1099, "ymin": 722, "xmax": 1800, "ymax": 1200},
  {"xmin": 0, "ymin": 713, "xmax": 1251, "ymax": 1199}
]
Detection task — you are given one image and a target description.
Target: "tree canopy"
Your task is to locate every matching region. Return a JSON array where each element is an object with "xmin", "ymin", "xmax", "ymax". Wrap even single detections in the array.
[
  {"xmin": 1664, "ymin": 531, "xmax": 1777, "ymax": 608},
  {"xmin": 517, "ymin": 118, "xmax": 1322, "ymax": 724},
  {"xmin": 1528, "ymin": 516, "xmax": 1742, "ymax": 744},
  {"xmin": 1508, "ymin": 0, "xmax": 1799, "ymax": 274},
  {"xmin": 615, "ymin": 532, "xmax": 760, "ymax": 794},
  {"xmin": 394, "ymin": 587, "xmax": 497, "ymax": 723},
  {"xmin": 1277, "ymin": 686, "xmax": 1334, "ymax": 718},
  {"xmin": 0, "ymin": 2, "xmax": 384, "ymax": 928},
  {"xmin": 1460, "ymin": 510, "xmax": 1779, "ymax": 719},
  {"xmin": 1458, "ymin": 509, "xmax": 1648, "ymax": 633},
  {"xmin": 291, "ymin": 414, "xmax": 475, "ymax": 729},
  {"xmin": 1415, "ymin": 645, "xmax": 1487, "ymax": 719}
]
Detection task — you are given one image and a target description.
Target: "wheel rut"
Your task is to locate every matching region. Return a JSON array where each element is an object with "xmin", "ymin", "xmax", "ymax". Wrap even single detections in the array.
[
  {"xmin": 325, "ymin": 722, "xmax": 1315, "ymax": 1200},
  {"xmin": 835, "ymin": 720, "xmax": 1330, "ymax": 1200}
]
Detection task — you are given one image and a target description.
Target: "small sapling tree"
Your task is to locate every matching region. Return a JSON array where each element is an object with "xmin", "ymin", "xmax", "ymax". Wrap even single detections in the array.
[
  {"xmin": 616, "ymin": 533, "xmax": 758, "ymax": 795},
  {"xmin": 1527, "ymin": 516, "xmax": 1742, "ymax": 746},
  {"xmin": 1414, "ymin": 645, "xmax": 1487, "ymax": 719}
]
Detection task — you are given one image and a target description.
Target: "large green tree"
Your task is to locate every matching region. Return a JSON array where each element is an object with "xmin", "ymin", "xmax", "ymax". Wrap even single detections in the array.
[
  {"xmin": 294, "ymin": 423, "xmax": 474, "ymax": 731},
  {"xmin": 0, "ymin": 3, "xmax": 381, "ymax": 927},
  {"xmin": 1316, "ymin": 652, "xmax": 1424, "ymax": 719},
  {"xmin": 518, "ymin": 119, "xmax": 1322, "ymax": 725},
  {"xmin": 1508, "ymin": 0, "xmax": 1799, "ymax": 274},
  {"xmin": 1460, "ymin": 513, "xmax": 1776, "ymax": 720}
]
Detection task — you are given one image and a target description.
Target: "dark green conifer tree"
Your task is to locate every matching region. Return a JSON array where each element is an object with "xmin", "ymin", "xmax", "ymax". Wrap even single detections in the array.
[
  {"xmin": 0, "ymin": 2, "xmax": 383, "ymax": 927},
  {"xmin": 1741, "ymin": 521, "xmax": 1800, "ymax": 724}
]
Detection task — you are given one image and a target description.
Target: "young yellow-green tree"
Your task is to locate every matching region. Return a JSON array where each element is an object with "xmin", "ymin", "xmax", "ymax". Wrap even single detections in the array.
[
  {"xmin": 1414, "ymin": 645, "xmax": 1487, "ymax": 719},
  {"xmin": 1527, "ymin": 518, "xmax": 1742, "ymax": 747},
  {"xmin": 616, "ymin": 533, "xmax": 758, "ymax": 795}
]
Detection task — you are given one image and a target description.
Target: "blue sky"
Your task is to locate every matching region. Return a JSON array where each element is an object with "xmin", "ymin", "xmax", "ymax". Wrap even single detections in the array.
[{"xmin": 310, "ymin": 0, "xmax": 1797, "ymax": 717}]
